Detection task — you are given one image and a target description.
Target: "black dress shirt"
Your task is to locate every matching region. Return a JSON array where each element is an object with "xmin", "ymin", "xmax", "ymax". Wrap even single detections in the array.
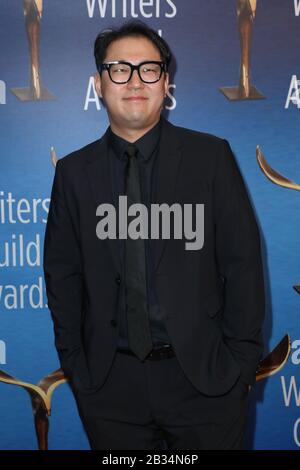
[{"xmin": 108, "ymin": 116, "xmax": 171, "ymax": 350}]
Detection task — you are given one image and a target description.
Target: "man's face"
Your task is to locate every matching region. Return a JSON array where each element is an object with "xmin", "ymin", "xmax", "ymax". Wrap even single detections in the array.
[{"xmin": 95, "ymin": 36, "xmax": 169, "ymax": 132}]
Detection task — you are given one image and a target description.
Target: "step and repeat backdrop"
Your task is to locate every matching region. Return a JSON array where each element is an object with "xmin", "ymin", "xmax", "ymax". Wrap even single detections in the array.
[{"xmin": 0, "ymin": 0, "xmax": 300, "ymax": 450}]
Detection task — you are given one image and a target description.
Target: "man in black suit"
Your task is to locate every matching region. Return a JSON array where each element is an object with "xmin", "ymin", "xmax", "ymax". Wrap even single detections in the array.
[{"xmin": 43, "ymin": 21, "xmax": 265, "ymax": 450}]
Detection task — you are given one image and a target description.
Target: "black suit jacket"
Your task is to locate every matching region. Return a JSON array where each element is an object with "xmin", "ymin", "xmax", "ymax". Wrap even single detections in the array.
[{"xmin": 43, "ymin": 116, "xmax": 265, "ymax": 397}]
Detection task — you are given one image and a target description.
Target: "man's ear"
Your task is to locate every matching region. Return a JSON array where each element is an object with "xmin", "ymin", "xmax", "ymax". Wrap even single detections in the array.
[
  {"xmin": 94, "ymin": 72, "xmax": 102, "ymax": 98},
  {"xmin": 164, "ymin": 72, "xmax": 169, "ymax": 97}
]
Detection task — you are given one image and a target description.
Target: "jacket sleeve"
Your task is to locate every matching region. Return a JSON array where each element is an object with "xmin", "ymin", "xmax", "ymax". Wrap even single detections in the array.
[
  {"xmin": 214, "ymin": 139, "xmax": 265, "ymax": 386},
  {"xmin": 43, "ymin": 159, "xmax": 90, "ymax": 389}
]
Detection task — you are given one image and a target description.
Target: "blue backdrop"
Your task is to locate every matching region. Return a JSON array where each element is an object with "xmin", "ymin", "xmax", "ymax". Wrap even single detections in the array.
[{"xmin": 0, "ymin": 0, "xmax": 300, "ymax": 450}]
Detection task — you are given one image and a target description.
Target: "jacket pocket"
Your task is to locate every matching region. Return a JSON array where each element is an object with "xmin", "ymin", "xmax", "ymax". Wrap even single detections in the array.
[{"xmin": 203, "ymin": 290, "xmax": 223, "ymax": 318}]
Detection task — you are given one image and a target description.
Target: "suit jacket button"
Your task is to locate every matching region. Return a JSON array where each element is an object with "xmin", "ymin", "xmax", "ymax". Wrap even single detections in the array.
[
  {"xmin": 110, "ymin": 319, "xmax": 117, "ymax": 327},
  {"xmin": 115, "ymin": 275, "xmax": 121, "ymax": 285}
]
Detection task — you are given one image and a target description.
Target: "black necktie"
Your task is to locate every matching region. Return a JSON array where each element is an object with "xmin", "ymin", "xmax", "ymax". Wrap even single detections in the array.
[{"xmin": 124, "ymin": 144, "xmax": 153, "ymax": 361}]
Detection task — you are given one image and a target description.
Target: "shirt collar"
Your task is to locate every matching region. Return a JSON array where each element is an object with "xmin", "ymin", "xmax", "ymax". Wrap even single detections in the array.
[{"xmin": 108, "ymin": 116, "xmax": 162, "ymax": 162}]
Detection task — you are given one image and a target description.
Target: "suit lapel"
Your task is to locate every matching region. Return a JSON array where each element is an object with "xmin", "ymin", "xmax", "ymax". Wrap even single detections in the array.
[
  {"xmin": 85, "ymin": 129, "xmax": 121, "ymax": 273},
  {"xmin": 153, "ymin": 117, "xmax": 182, "ymax": 271}
]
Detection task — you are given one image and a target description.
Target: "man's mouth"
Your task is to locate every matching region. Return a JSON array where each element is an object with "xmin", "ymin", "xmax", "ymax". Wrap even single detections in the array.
[{"xmin": 123, "ymin": 96, "xmax": 148, "ymax": 101}]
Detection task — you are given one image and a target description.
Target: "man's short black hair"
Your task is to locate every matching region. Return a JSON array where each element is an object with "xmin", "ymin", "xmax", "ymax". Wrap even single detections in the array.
[{"xmin": 94, "ymin": 21, "xmax": 172, "ymax": 73}]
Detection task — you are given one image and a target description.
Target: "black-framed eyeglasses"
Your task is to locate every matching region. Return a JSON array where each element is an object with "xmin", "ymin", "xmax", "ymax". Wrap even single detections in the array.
[{"xmin": 100, "ymin": 61, "xmax": 167, "ymax": 84}]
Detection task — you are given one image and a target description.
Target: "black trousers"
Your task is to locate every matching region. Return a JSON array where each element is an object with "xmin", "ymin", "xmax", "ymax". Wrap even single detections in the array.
[{"xmin": 74, "ymin": 350, "xmax": 249, "ymax": 450}]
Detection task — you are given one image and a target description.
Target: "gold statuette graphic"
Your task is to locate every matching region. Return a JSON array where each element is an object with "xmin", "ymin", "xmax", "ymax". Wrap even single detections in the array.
[
  {"xmin": 256, "ymin": 334, "xmax": 291, "ymax": 381},
  {"xmin": 220, "ymin": 0, "xmax": 265, "ymax": 100},
  {"xmin": 11, "ymin": 1, "xmax": 55, "ymax": 101},
  {"xmin": 0, "ymin": 368, "xmax": 67, "ymax": 450},
  {"xmin": 256, "ymin": 146, "xmax": 300, "ymax": 191}
]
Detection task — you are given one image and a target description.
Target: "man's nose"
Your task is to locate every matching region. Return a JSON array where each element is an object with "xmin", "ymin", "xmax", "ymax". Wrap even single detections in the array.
[{"xmin": 128, "ymin": 69, "xmax": 144, "ymax": 87}]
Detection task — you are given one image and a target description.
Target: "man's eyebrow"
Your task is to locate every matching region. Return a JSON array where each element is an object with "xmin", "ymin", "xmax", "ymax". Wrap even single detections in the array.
[
  {"xmin": 106, "ymin": 59, "xmax": 160, "ymax": 63},
  {"xmin": 105, "ymin": 59, "xmax": 129, "ymax": 63}
]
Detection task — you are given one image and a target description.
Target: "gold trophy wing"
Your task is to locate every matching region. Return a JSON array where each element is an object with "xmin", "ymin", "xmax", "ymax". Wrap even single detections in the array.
[
  {"xmin": 256, "ymin": 335, "xmax": 291, "ymax": 381},
  {"xmin": 256, "ymin": 146, "xmax": 300, "ymax": 191},
  {"xmin": 35, "ymin": 368, "xmax": 68, "ymax": 414},
  {"xmin": 0, "ymin": 369, "xmax": 48, "ymax": 404},
  {"xmin": 50, "ymin": 147, "xmax": 58, "ymax": 168},
  {"xmin": 0, "ymin": 368, "xmax": 67, "ymax": 415},
  {"xmin": 37, "ymin": 368, "xmax": 67, "ymax": 397}
]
